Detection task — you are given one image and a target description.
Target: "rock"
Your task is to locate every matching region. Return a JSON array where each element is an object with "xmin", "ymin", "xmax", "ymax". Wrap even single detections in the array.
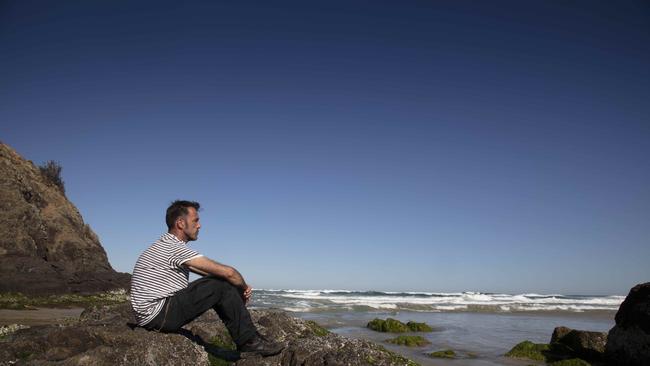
[
  {"xmin": 0, "ymin": 303, "xmax": 421, "ymax": 366},
  {"xmin": 367, "ymin": 318, "xmax": 410, "ymax": 333},
  {"xmin": 551, "ymin": 326, "xmax": 572, "ymax": 344},
  {"xmin": 405, "ymin": 321, "xmax": 433, "ymax": 332},
  {"xmin": 428, "ymin": 349, "xmax": 456, "ymax": 358},
  {"xmin": 385, "ymin": 335, "xmax": 430, "ymax": 347},
  {"xmin": 0, "ymin": 143, "xmax": 130, "ymax": 295},
  {"xmin": 367, "ymin": 318, "xmax": 434, "ymax": 333},
  {"xmin": 550, "ymin": 327, "xmax": 606, "ymax": 361},
  {"xmin": 605, "ymin": 282, "xmax": 650, "ymax": 366},
  {"xmin": 549, "ymin": 359, "xmax": 591, "ymax": 366},
  {"xmin": 504, "ymin": 340, "xmax": 550, "ymax": 361}
]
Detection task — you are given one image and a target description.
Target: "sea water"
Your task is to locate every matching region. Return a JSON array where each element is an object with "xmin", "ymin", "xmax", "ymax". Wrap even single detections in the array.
[{"xmin": 250, "ymin": 290, "xmax": 622, "ymax": 365}]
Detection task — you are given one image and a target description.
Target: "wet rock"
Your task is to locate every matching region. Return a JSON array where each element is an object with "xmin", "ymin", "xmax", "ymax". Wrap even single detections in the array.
[
  {"xmin": 549, "ymin": 359, "xmax": 591, "ymax": 366},
  {"xmin": 428, "ymin": 349, "xmax": 456, "ymax": 359},
  {"xmin": 551, "ymin": 326, "xmax": 572, "ymax": 344},
  {"xmin": 505, "ymin": 340, "xmax": 550, "ymax": 361},
  {"xmin": 605, "ymin": 282, "xmax": 650, "ymax": 366},
  {"xmin": 385, "ymin": 335, "xmax": 430, "ymax": 347},
  {"xmin": 550, "ymin": 326, "xmax": 606, "ymax": 361},
  {"xmin": 367, "ymin": 318, "xmax": 434, "ymax": 333},
  {"xmin": 405, "ymin": 321, "xmax": 433, "ymax": 332},
  {"xmin": 367, "ymin": 318, "xmax": 410, "ymax": 333}
]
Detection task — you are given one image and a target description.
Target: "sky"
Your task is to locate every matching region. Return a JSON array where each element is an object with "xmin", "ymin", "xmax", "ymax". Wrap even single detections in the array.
[{"xmin": 1, "ymin": 1, "xmax": 648, "ymax": 295}]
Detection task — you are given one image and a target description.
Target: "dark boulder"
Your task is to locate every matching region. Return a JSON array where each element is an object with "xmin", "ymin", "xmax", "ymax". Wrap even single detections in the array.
[
  {"xmin": 605, "ymin": 282, "xmax": 650, "ymax": 366},
  {"xmin": 550, "ymin": 326, "xmax": 607, "ymax": 361},
  {"xmin": 551, "ymin": 326, "xmax": 572, "ymax": 344}
]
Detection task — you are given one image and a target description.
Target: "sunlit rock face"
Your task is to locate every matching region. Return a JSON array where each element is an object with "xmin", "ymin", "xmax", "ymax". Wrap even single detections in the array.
[{"xmin": 0, "ymin": 142, "xmax": 130, "ymax": 295}]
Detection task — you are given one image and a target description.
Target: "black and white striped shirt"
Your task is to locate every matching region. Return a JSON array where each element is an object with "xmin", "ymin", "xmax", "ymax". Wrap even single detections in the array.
[{"xmin": 130, "ymin": 233, "xmax": 203, "ymax": 326}]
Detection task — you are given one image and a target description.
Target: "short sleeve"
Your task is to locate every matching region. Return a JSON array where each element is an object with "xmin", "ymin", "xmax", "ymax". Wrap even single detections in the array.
[{"xmin": 168, "ymin": 244, "xmax": 203, "ymax": 268}]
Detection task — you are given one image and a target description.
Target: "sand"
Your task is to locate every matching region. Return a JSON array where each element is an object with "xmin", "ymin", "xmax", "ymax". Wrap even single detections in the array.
[{"xmin": 0, "ymin": 307, "xmax": 84, "ymax": 326}]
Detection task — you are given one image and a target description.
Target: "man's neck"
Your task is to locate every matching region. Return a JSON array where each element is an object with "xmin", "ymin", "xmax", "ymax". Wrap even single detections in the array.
[{"xmin": 168, "ymin": 230, "xmax": 187, "ymax": 242}]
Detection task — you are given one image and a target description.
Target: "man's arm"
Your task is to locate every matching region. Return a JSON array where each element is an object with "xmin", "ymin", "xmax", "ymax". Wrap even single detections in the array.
[
  {"xmin": 186, "ymin": 264, "xmax": 210, "ymax": 276},
  {"xmin": 184, "ymin": 256, "xmax": 248, "ymax": 290}
]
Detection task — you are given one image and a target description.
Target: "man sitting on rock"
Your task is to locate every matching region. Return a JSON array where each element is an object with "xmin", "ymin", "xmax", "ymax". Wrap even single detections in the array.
[{"xmin": 130, "ymin": 200, "xmax": 285, "ymax": 357}]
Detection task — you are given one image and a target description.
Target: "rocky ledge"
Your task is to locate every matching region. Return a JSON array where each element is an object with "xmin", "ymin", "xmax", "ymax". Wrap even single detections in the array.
[{"xmin": 0, "ymin": 303, "xmax": 419, "ymax": 366}]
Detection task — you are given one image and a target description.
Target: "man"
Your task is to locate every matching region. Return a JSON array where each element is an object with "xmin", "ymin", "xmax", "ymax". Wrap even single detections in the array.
[{"xmin": 130, "ymin": 200, "xmax": 284, "ymax": 357}]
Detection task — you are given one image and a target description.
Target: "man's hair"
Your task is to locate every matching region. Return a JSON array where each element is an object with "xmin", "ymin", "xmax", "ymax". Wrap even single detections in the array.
[{"xmin": 166, "ymin": 200, "xmax": 201, "ymax": 230}]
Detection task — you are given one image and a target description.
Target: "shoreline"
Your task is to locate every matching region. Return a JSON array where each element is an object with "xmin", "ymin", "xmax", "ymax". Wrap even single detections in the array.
[
  {"xmin": 1, "ymin": 305, "xmax": 616, "ymax": 366},
  {"xmin": 0, "ymin": 307, "xmax": 85, "ymax": 326},
  {"xmin": 292, "ymin": 309, "xmax": 616, "ymax": 366}
]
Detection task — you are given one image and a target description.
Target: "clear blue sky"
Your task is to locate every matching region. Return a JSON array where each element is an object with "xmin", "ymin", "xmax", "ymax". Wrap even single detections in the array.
[{"xmin": 1, "ymin": 1, "xmax": 648, "ymax": 295}]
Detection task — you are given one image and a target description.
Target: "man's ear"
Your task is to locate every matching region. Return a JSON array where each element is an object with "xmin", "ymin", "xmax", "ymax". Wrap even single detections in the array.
[{"xmin": 177, "ymin": 218, "xmax": 186, "ymax": 230}]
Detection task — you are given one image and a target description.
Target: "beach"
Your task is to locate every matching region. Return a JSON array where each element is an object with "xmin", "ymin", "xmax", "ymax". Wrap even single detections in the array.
[
  {"xmin": 252, "ymin": 289, "xmax": 621, "ymax": 365},
  {"xmin": 0, "ymin": 307, "xmax": 84, "ymax": 326},
  {"xmin": 0, "ymin": 290, "xmax": 621, "ymax": 365}
]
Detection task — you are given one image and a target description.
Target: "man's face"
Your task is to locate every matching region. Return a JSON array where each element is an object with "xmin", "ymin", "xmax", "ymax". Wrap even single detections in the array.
[{"xmin": 181, "ymin": 207, "xmax": 201, "ymax": 241}]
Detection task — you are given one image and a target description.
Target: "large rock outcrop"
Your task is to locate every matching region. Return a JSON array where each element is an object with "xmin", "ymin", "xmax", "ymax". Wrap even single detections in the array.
[
  {"xmin": 0, "ymin": 143, "xmax": 130, "ymax": 295},
  {"xmin": 0, "ymin": 303, "xmax": 419, "ymax": 366},
  {"xmin": 605, "ymin": 282, "xmax": 650, "ymax": 366},
  {"xmin": 550, "ymin": 326, "xmax": 607, "ymax": 362}
]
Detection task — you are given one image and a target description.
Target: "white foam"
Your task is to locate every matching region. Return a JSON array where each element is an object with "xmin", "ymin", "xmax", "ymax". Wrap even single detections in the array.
[{"xmin": 261, "ymin": 289, "xmax": 624, "ymax": 313}]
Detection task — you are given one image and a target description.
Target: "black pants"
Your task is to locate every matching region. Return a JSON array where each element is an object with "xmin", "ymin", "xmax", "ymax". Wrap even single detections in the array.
[{"xmin": 143, "ymin": 276, "xmax": 257, "ymax": 347}]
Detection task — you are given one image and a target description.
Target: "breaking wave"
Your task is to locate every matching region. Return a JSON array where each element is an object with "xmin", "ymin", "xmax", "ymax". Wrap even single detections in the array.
[{"xmin": 251, "ymin": 289, "xmax": 624, "ymax": 313}]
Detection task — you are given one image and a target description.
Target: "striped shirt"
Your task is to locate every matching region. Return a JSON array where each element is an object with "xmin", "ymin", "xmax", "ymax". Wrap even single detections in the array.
[{"xmin": 130, "ymin": 233, "xmax": 204, "ymax": 326}]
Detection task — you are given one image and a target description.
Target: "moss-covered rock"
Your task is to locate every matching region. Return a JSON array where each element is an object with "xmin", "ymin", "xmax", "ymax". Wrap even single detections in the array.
[
  {"xmin": 386, "ymin": 335, "xmax": 430, "ymax": 347},
  {"xmin": 375, "ymin": 345, "xmax": 421, "ymax": 366},
  {"xmin": 549, "ymin": 359, "xmax": 591, "ymax": 366},
  {"xmin": 505, "ymin": 340, "xmax": 550, "ymax": 361},
  {"xmin": 428, "ymin": 349, "xmax": 456, "ymax": 358},
  {"xmin": 0, "ymin": 290, "xmax": 129, "ymax": 310},
  {"xmin": 207, "ymin": 334, "xmax": 236, "ymax": 366},
  {"xmin": 367, "ymin": 318, "xmax": 410, "ymax": 333},
  {"xmin": 406, "ymin": 321, "xmax": 433, "ymax": 332},
  {"xmin": 305, "ymin": 320, "xmax": 330, "ymax": 337}
]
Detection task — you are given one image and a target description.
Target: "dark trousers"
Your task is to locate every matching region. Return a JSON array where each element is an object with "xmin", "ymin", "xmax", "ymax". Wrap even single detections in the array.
[{"xmin": 143, "ymin": 276, "xmax": 257, "ymax": 347}]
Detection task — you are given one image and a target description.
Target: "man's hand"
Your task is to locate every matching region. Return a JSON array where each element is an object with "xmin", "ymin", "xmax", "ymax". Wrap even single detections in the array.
[{"xmin": 242, "ymin": 285, "xmax": 253, "ymax": 305}]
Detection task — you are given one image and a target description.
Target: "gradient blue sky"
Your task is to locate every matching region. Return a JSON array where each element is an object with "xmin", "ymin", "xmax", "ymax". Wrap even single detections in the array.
[{"xmin": 2, "ymin": 1, "xmax": 648, "ymax": 295}]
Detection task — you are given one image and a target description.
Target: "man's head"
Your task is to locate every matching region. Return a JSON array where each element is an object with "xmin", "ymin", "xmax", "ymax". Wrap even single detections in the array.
[{"xmin": 166, "ymin": 200, "xmax": 201, "ymax": 242}]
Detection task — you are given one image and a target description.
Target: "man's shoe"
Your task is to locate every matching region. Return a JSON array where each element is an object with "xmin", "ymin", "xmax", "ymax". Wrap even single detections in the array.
[{"xmin": 238, "ymin": 334, "xmax": 285, "ymax": 357}]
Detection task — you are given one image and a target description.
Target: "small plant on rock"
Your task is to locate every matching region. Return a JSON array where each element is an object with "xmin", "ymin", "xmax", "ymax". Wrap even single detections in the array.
[{"xmin": 39, "ymin": 160, "xmax": 65, "ymax": 194}]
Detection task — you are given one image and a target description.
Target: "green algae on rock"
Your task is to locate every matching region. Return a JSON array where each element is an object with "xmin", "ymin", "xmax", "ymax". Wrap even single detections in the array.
[
  {"xmin": 306, "ymin": 320, "xmax": 330, "ymax": 337},
  {"xmin": 505, "ymin": 340, "xmax": 550, "ymax": 361},
  {"xmin": 374, "ymin": 345, "xmax": 421, "ymax": 366},
  {"xmin": 386, "ymin": 335, "xmax": 430, "ymax": 347},
  {"xmin": 406, "ymin": 321, "xmax": 433, "ymax": 332},
  {"xmin": 367, "ymin": 318, "xmax": 434, "ymax": 333},
  {"xmin": 207, "ymin": 334, "xmax": 236, "ymax": 366},
  {"xmin": 428, "ymin": 349, "xmax": 456, "ymax": 358},
  {"xmin": 367, "ymin": 318, "xmax": 410, "ymax": 333},
  {"xmin": 0, "ymin": 289, "xmax": 129, "ymax": 310}
]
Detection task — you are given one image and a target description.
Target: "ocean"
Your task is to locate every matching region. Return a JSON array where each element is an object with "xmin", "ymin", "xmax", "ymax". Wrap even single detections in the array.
[{"xmin": 250, "ymin": 289, "xmax": 623, "ymax": 365}]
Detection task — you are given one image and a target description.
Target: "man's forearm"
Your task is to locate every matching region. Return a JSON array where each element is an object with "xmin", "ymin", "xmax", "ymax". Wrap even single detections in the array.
[
  {"xmin": 228, "ymin": 267, "xmax": 247, "ymax": 290},
  {"xmin": 185, "ymin": 256, "xmax": 248, "ymax": 290}
]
